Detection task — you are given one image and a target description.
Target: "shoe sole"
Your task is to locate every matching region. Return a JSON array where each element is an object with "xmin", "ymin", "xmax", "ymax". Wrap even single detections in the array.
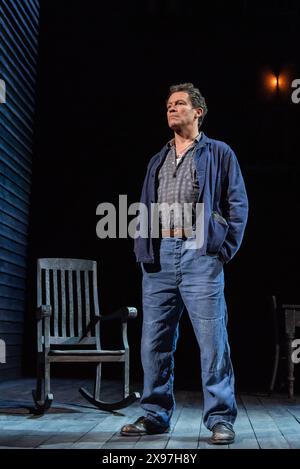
[
  {"xmin": 120, "ymin": 428, "xmax": 169, "ymax": 437},
  {"xmin": 120, "ymin": 430, "xmax": 147, "ymax": 437},
  {"xmin": 210, "ymin": 438, "xmax": 235, "ymax": 445}
]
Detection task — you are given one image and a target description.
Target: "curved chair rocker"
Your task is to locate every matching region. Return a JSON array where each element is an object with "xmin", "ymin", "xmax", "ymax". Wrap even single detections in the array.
[{"xmin": 32, "ymin": 258, "xmax": 140, "ymax": 413}]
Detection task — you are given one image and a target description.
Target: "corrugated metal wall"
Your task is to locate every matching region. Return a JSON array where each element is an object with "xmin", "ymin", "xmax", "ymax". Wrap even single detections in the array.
[{"xmin": 0, "ymin": 0, "xmax": 40, "ymax": 380}]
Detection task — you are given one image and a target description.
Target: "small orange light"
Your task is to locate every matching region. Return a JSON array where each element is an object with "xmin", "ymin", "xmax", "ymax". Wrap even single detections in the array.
[
  {"xmin": 262, "ymin": 66, "xmax": 293, "ymax": 98},
  {"xmin": 278, "ymin": 73, "xmax": 289, "ymax": 92},
  {"xmin": 269, "ymin": 74, "xmax": 278, "ymax": 90}
]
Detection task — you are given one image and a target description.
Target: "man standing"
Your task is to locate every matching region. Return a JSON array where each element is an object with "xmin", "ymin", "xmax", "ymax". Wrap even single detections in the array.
[{"xmin": 121, "ymin": 83, "xmax": 248, "ymax": 444}]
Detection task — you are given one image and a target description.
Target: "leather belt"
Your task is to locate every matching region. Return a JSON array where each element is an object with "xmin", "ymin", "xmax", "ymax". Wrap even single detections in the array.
[{"xmin": 160, "ymin": 228, "xmax": 193, "ymax": 238}]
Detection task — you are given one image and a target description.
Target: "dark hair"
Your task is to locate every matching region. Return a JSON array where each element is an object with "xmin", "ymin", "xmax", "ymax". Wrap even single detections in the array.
[{"xmin": 167, "ymin": 82, "xmax": 208, "ymax": 128}]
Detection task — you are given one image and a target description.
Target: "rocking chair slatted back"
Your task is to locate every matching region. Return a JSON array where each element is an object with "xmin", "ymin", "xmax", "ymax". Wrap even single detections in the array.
[{"xmin": 37, "ymin": 258, "xmax": 100, "ymax": 346}]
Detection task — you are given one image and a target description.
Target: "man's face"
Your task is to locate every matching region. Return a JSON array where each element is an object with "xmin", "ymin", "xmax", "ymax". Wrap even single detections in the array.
[{"xmin": 166, "ymin": 91, "xmax": 202, "ymax": 130}]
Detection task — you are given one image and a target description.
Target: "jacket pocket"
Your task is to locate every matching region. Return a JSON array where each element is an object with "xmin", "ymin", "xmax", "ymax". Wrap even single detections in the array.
[{"xmin": 207, "ymin": 211, "xmax": 229, "ymax": 255}]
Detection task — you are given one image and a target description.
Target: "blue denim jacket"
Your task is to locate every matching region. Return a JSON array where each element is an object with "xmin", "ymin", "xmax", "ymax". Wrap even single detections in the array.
[{"xmin": 134, "ymin": 132, "xmax": 248, "ymax": 264}]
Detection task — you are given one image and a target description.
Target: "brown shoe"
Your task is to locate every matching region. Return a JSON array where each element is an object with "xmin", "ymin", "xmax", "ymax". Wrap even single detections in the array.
[
  {"xmin": 120, "ymin": 416, "xmax": 169, "ymax": 436},
  {"xmin": 210, "ymin": 423, "xmax": 235, "ymax": 444}
]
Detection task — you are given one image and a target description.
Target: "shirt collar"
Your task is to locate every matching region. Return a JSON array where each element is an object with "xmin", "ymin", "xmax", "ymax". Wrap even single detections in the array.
[{"xmin": 167, "ymin": 131, "xmax": 202, "ymax": 149}]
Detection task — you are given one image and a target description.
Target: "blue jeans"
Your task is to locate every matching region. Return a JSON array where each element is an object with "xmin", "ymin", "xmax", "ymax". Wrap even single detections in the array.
[{"xmin": 140, "ymin": 237, "xmax": 237, "ymax": 431}]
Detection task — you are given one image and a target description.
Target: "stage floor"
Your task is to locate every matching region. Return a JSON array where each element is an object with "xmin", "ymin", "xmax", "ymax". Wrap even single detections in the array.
[{"xmin": 0, "ymin": 378, "xmax": 300, "ymax": 449}]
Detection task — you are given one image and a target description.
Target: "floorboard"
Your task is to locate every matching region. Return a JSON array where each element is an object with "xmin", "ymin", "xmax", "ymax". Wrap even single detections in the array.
[{"xmin": 0, "ymin": 379, "xmax": 299, "ymax": 449}]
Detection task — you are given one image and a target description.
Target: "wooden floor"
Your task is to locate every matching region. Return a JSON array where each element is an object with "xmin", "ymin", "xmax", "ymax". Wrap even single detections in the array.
[{"xmin": 0, "ymin": 378, "xmax": 300, "ymax": 449}]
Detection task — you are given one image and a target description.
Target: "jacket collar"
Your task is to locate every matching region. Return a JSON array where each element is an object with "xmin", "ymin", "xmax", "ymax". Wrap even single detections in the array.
[
  {"xmin": 195, "ymin": 131, "xmax": 210, "ymax": 149},
  {"xmin": 167, "ymin": 131, "xmax": 203, "ymax": 149},
  {"xmin": 157, "ymin": 131, "xmax": 210, "ymax": 160}
]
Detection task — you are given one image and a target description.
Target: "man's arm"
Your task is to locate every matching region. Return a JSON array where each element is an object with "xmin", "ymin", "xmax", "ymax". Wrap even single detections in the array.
[{"xmin": 219, "ymin": 148, "xmax": 248, "ymax": 263}]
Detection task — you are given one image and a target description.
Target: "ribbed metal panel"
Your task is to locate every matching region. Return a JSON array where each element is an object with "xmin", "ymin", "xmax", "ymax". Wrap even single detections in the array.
[{"xmin": 0, "ymin": 0, "xmax": 40, "ymax": 380}]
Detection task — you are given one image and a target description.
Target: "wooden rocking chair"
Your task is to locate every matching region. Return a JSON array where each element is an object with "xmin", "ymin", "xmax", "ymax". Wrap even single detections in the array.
[{"xmin": 32, "ymin": 258, "xmax": 139, "ymax": 413}]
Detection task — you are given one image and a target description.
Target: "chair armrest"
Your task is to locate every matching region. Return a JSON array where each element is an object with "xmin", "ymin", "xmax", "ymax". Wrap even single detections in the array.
[
  {"xmin": 36, "ymin": 305, "xmax": 52, "ymax": 320},
  {"xmin": 100, "ymin": 306, "xmax": 138, "ymax": 323},
  {"xmin": 102, "ymin": 307, "xmax": 137, "ymax": 351},
  {"xmin": 282, "ymin": 305, "xmax": 300, "ymax": 309}
]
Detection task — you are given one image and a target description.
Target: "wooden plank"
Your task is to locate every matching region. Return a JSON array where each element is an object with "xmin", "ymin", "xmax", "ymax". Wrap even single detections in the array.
[
  {"xmin": 240, "ymin": 395, "xmax": 290, "ymax": 449},
  {"xmin": 0, "ymin": 321, "xmax": 23, "ymax": 333},
  {"xmin": 285, "ymin": 404, "xmax": 300, "ymax": 421},
  {"xmin": 0, "ymin": 141, "xmax": 32, "ymax": 178},
  {"xmin": 0, "ymin": 114, "xmax": 33, "ymax": 156},
  {"xmin": 0, "ymin": 186, "xmax": 29, "ymax": 215},
  {"xmin": 61, "ymin": 270, "xmax": 66, "ymax": 337},
  {"xmin": 48, "ymin": 337, "xmax": 95, "ymax": 345},
  {"xmin": 1, "ymin": 411, "xmax": 101, "ymax": 444},
  {"xmin": 1, "ymin": 109, "xmax": 33, "ymax": 154},
  {"xmin": 0, "ymin": 212, "xmax": 28, "ymax": 236},
  {"xmin": 0, "ymin": 197, "xmax": 28, "ymax": 224},
  {"xmin": 0, "ymin": 247, "xmax": 27, "ymax": 268},
  {"xmin": 229, "ymin": 397, "xmax": 259, "ymax": 449},
  {"xmin": 0, "ymin": 128, "xmax": 32, "ymax": 173},
  {"xmin": 0, "ymin": 50, "xmax": 35, "ymax": 105},
  {"xmin": 1, "ymin": 1, "xmax": 38, "ymax": 55},
  {"xmin": 0, "ymin": 69, "xmax": 34, "ymax": 118},
  {"xmin": 0, "ymin": 26, "xmax": 36, "ymax": 85},
  {"xmin": 68, "ymin": 270, "xmax": 74, "ymax": 337},
  {"xmin": 0, "ymin": 297, "xmax": 25, "ymax": 312},
  {"xmin": 0, "ymin": 284, "xmax": 25, "ymax": 300},
  {"xmin": 1, "ymin": 98, "xmax": 34, "ymax": 141},
  {"xmin": 0, "ymin": 259, "xmax": 26, "ymax": 278},
  {"xmin": 167, "ymin": 392, "xmax": 202, "ymax": 449},
  {"xmin": 38, "ymin": 259, "xmax": 96, "ymax": 271},
  {"xmin": 259, "ymin": 396, "xmax": 300, "ymax": 449},
  {"xmin": 3, "ymin": 344, "xmax": 23, "ymax": 358},
  {"xmin": 15, "ymin": 0, "xmax": 39, "ymax": 32},
  {"xmin": 0, "ymin": 308, "xmax": 24, "ymax": 321},
  {"xmin": 84, "ymin": 271, "xmax": 90, "ymax": 330},
  {"xmin": 0, "ymin": 172, "xmax": 30, "ymax": 203},
  {"xmin": 49, "ymin": 355, "xmax": 125, "ymax": 363},
  {"xmin": 0, "ymin": 333, "xmax": 23, "ymax": 345},
  {"xmin": 38, "ymin": 433, "xmax": 92, "ymax": 449},
  {"xmin": 0, "ymin": 433, "xmax": 52, "ymax": 448},
  {"xmin": 21, "ymin": 379, "xmax": 129, "ymax": 449},
  {"xmin": 0, "ymin": 224, "xmax": 28, "ymax": 247},
  {"xmin": 76, "ymin": 404, "xmax": 142, "ymax": 449},
  {"xmin": 0, "ymin": 80, "xmax": 34, "ymax": 127},
  {"xmin": 71, "ymin": 405, "xmax": 142, "ymax": 449},
  {"xmin": 53, "ymin": 270, "xmax": 59, "ymax": 336},
  {"xmin": 0, "ymin": 235, "xmax": 28, "ymax": 256},
  {"xmin": 76, "ymin": 271, "xmax": 82, "ymax": 337},
  {"xmin": 2, "ymin": 379, "xmax": 299, "ymax": 450},
  {"xmin": 38, "ymin": 419, "xmax": 100, "ymax": 449}
]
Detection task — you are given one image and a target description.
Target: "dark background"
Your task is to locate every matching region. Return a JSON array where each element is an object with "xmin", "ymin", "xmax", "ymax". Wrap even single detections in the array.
[{"xmin": 25, "ymin": 0, "xmax": 300, "ymax": 392}]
